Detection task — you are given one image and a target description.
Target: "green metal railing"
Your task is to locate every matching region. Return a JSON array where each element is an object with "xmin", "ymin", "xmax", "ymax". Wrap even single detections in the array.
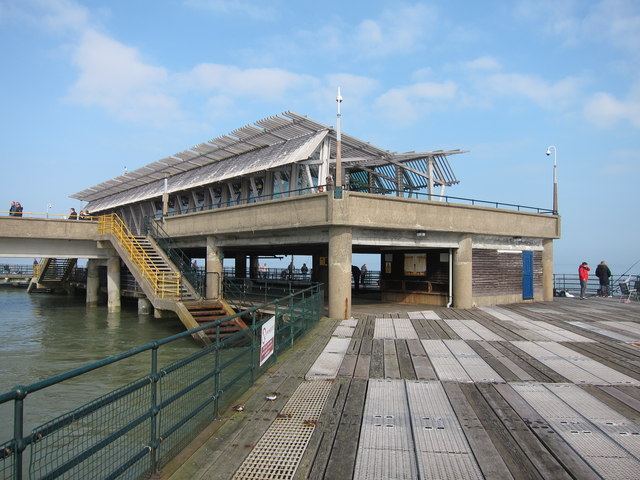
[{"xmin": 0, "ymin": 284, "xmax": 324, "ymax": 479}]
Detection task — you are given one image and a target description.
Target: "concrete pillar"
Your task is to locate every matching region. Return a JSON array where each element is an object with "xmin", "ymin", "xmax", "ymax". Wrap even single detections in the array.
[
  {"xmin": 328, "ymin": 226, "xmax": 352, "ymax": 319},
  {"xmin": 542, "ymin": 239, "xmax": 554, "ymax": 302},
  {"xmin": 107, "ymin": 256, "xmax": 121, "ymax": 312},
  {"xmin": 453, "ymin": 234, "xmax": 473, "ymax": 309},
  {"xmin": 206, "ymin": 236, "xmax": 223, "ymax": 299},
  {"xmin": 249, "ymin": 256, "xmax": 259, "ymax": 279},
  {"xmin": 86, "ymin": 259, "xmax": 99, "ymax": 307},
  {"xmin": 235, "ymin": 255, "xmax": 246, "ymax": 278},
  {"xmin": 138, "ymin": 297, "xmax": 152, "ymax": 315}
]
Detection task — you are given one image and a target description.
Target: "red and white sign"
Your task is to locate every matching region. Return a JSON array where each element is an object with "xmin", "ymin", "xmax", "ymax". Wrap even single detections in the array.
[{"xmin": 259, "ymin": 316, "xmax": 276, "ymax": 366}]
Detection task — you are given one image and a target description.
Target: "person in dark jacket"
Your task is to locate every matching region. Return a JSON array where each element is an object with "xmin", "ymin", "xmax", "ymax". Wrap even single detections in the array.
[
  {"xmin": 578, "ymin": 262, "xmax": 590, "ymax": 299},
  {"xmin": 595, "ymin": 261, "xmax": 612, "ymax": 297}
]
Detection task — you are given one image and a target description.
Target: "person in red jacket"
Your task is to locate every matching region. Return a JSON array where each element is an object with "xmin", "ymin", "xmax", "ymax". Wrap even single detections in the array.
[{"xmin": 578, "ymin": 262, "xmax": 590, "ymax": 299}]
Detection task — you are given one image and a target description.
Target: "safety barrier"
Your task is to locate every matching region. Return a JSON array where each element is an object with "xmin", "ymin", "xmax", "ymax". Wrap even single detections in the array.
[
  {"xmin": 99, "ymin": 213, "xmax": 181, "ymax": 299},
  {"xmin": 0, "ymin": 284, "xmax": 324, "ymax": 479}
]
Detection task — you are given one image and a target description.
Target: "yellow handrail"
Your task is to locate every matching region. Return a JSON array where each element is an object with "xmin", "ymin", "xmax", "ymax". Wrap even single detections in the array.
[{"xmin": 98, "ymin": 214, "xmax": 181, "ymax": 299}]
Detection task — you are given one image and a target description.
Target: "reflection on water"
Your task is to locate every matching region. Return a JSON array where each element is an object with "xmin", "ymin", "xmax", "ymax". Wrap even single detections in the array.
[{"xmin": 0, "ymin": 288, "xmax": 201, "ymax": 440}]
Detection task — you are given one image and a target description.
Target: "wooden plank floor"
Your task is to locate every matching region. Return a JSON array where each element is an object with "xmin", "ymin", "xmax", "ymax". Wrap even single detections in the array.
[{"xmin": 164, "ymin": 297, "xmax": 640, "ymax": 480}]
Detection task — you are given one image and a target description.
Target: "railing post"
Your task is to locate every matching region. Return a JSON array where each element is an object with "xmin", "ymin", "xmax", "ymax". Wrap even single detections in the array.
[
  {"xmin": 149, "ymin": 344, "xmax": 160, "ymax": 474},
  {"xmin": 13, "ymin": 387, "xmax": 26, "ymax": 480}
]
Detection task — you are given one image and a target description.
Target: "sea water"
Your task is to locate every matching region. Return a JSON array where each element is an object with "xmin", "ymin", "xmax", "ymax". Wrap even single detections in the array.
[{"xmin": 0, "ymin": 288, "xmax": 201, "ymax": 441}]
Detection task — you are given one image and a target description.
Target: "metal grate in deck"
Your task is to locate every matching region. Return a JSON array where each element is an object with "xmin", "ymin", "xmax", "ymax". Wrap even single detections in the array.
[
  {"xmin": 333, "ymin": 318, "xmax": 359, "ymax": 338},
  {"xmin": 443, "ymin": 319, "xmax": 504, "ymax": 341},
  {"xmin": 232, "ymin": 380, "xmax": 333, "ymax": 480},
  {"xmin": 443, "ymin": 340, "xmax": 504, "ymax": 383},
  {"xmin": 512, "ymin": 383, "xmax": 640, "ymax": 479},
  {"xmin": 422, "ymin": 340, "xmax": 504, "ymax": 383},
  {"xmin": 374, "ymin": 318, "xmax": 418, "ymax": 339},
  {"xmin": 305, "ymin": 337, "xmax": 352, "ymax": 380},
  {"xmin": 512, "ymin": 341, "xmax": 639, "ymax": 385},
  {"xmin": 568, "ymin": 321, "xmax": 635, "ymax": 342},
  {"xmin": 406, "ymin": 381, "xmax": 484, "ymax": 479},
  {"xmin": 421, "ymin": 340, "xmax": 472, "ymax": 383},
  {"xmin": 408, "ymin": 310, "xmax": 441, "ymax": 320},
  {"xmin": 354, "ymin": 379, "xmax": 419, "ymax": 480}
]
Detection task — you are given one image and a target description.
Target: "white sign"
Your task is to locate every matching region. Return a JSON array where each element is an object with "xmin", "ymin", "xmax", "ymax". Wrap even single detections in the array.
[{"xmin": 259, "ymin": 316, "xmax": 276, "ymax": 366}]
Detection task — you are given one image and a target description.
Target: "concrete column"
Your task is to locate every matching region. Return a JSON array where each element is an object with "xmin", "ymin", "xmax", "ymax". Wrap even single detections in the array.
[
  {"xmin": 206, "ymin": 236, "xmax": 223, "ymax": 299},
  {"xmin": 453, "ymin": 234, "xmax": 473, "ymax": 308},
  {"xmin": 328, "ymin": 226, "xmax": 352, "ymax": 319},
  {"xmin": 107, "ymin": 256, "xmax": 121, "ymax": 312},
  {"xmin": 235, "ymin": 255, "xmax": 246, "ymax": 278},
  {"xmin": 86, "ymin": 259, "xmax": 99, "ymax": 307},
  {"xmin": 138, "ymin": 297, "xmax": 152, "ymax": 315},
  {"xmin": 542, "ymin": 239, "xmax": 554, "ymax": 302}
]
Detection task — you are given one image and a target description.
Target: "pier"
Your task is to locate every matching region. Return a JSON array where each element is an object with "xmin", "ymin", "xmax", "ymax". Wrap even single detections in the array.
[{"xmin": 163, "ymin": 296, "xmax": 640, "ymax": 480}]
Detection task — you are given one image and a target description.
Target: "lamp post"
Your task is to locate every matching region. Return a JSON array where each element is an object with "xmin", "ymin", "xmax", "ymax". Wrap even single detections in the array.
[
  {"xmin": 335, "ymin": 87, "xmax": 343, "ymax": 197},
  {"xmin": 546, "ymin": 146, "xmax": 558, "ymax": 214},
  {"xmin": 46, "ymin": 203, "xmax": 52, "ymax": 219}
]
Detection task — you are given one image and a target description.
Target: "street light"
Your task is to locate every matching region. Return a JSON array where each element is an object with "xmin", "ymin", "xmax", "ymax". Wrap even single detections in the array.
[
  {"xmin": 46, "ymin": 203, "xmax": 53, "ymax": 219},
  {"xmin": 546, "ymin": 146, "xmax": 558, "ymax": 214}
]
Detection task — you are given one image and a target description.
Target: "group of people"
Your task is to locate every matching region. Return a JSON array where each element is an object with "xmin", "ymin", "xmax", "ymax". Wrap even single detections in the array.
[
  {"xmin": 68, "ymin": 207, "xmax": 92, "ymax": 220},
  {"xmin": 8, "ymin": 201, "xmax": 23, "ymax": 216},
  {"xmin": 578, "ymin": 260, "xmax": 612, "ymax": 299},
  {"xmin": 351, "ymin": 264, "xmax": 368, "ymax": 292}
]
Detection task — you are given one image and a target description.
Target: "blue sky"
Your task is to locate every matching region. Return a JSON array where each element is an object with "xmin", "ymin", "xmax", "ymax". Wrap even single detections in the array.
[{"xmin": 1, "ymin": 0, "xmax": 639, "ymax": 276}]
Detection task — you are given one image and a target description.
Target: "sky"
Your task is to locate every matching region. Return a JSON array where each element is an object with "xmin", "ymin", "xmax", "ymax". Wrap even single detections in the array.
[{"xmin": 1, "ymin": 0, "xmax": 639, "ymax": 276}]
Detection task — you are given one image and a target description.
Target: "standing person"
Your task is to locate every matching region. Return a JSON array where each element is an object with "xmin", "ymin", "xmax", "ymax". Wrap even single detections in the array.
[
  {"xmin": 595, "ymin": 261, "xmax": 612, "ymax": 297},
  {"xmin": 578, "ymin": 262, "xmax": 590, "ymax": 299},
  {"xmin": 9, "ymin": 201, "xmax": 16, "ymax": 216},
  {"xmin": 287, "ymin": 261, "xmax": 294, "ymax": 279},
  {"xmin": 259, "ymin": 263, "xmax": 268, "ymax": 279},
  {"xmin": 352, "ymin": 265, "xmax": 361, "ymax": 293},
  {"xmin": 14, "ymin": 202, "xmax": 23, "ymax": 217},
  {"xmin": 300, "ymin": 263, "xmax": 309, "ymax": 278},
  {"xmin": 68, "ymin": 208, "xmax": 78, "ymax": 220},
  {"xmin": 361, "ymin": 264, "xmax": 368, "ymax": 286}
]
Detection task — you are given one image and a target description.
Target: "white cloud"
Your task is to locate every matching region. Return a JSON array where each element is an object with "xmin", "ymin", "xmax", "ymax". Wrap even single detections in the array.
[
  {"xmin": 65, "ymin": 30, "xmax": 180, "ymax": 124},
  {"xmin": 183, "ymin": 0, "xmax": 277, "ymax": 20},
  {"xmin": 0, "ymin": 0, "xmax": 91, "ymax": 34},
  {"xmin": 515, "ymin": 0, "xmax": 640, "ymax": 53},
  {"xmin": 374, "ymin": 81, "xmax": 457, "ymax": 123},
  {"xmin": 483, "ymin": 73, "xmax": 582, "ymax": 109},
  {"xmin": 584, "ymin": 89, "xmax": 640, "ymax": 128},
  {"xmin": 179, "ymin": 64, "xmax": 318, "ymax": 101}
]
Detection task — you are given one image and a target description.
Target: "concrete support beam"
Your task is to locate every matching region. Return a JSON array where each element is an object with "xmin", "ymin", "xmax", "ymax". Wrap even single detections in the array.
[
  {"xmin": 86, "ymin": 259, "xmax": 99, "ymax": 307},
  {"xmin": 453, "ymin": 235, "xmax": 473, "ymax": 308},
  {"xmin": 328, "ymin": 226, "xmax": 352, "ymax": 319},
  {"xmin": 206, "ymin": 236, "xmax": 223, "ymax": 300},
  {"xmin": 542, "ymin": 239, "xmax": 554, "ymax": 302},
  {"xmin": 107, "ymin": 256, "xmax": 121, "ymax": 312}
]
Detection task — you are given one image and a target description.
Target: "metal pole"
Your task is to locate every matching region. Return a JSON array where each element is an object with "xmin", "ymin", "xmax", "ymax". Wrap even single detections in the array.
[
  {"xmin": 546, "ymin": 146, "xmax": 558, "ymax": 214},
  {"xmin": 335, "ymin": 87, "xmax": 343, "ymax": 195}
]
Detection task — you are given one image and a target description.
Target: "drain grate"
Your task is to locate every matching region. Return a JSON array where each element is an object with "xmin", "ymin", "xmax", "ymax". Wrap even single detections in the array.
[{"xmin": 232, "ymin": 380, "xmax": 333, "ymax": 480}]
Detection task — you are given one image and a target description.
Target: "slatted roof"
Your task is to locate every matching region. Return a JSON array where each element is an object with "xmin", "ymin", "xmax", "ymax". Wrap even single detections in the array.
[{"xmin": 71, "ymin": 111, "xmax": 466, "ymax": 208}]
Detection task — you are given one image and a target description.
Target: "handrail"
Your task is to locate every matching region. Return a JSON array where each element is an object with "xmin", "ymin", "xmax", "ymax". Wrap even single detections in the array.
[
  {"xmin": 0, "ymin": 284, "xmax": 324, "ymax": 479},
  {"xmin": 152, "ymin": 183, "xmax": 555, "ymax": 218},
  {"xmin": 143, "ymin": 217, "xmax": 203, "ymax": 297},
  {"xmin": 98, "ymin": 214, "xmax": 181, "ymax": 299}
]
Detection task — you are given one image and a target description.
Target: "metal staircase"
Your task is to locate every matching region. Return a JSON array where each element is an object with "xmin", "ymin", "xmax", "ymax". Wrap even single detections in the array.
[
  {"xmin": 99, "ymin": 214, "xmax": 245, "ymax": 345},
  {"xmin": 27, "ymin": 258, "xmax": 77, "ymax": 292}
]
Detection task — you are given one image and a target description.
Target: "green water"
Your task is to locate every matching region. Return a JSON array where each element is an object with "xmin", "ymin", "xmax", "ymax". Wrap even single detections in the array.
[{"xmin": 0, "ymin": 288, "xmax": 201, "ymax": 441}]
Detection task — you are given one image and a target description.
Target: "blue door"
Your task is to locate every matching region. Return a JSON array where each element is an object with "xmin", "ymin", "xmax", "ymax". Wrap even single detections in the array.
[{"xmin": 522, "ymin": 251, "xmax": 533, "ymax": 299}]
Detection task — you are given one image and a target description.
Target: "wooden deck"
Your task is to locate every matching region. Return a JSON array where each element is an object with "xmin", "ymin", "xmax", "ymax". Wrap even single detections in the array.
[{"xmin": 163, "ymin": 297, "xmax": 640, "ymax": 480}]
